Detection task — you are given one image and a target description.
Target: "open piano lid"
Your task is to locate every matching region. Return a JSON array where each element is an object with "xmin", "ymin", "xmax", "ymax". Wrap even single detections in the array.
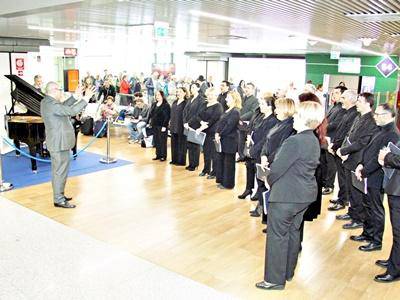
[{"xmin": 5, "ymin": 75, "xmax": 44, "ymax": 116}]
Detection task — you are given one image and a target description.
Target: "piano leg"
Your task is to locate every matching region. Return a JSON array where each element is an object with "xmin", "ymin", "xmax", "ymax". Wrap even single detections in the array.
[
  {"xmin": 28, "ymin": 144, "xmax": 38, "ymax": 172},
  {"xmin": 14, "ymin": 140, "xmax": 21, "ymax": 156}
]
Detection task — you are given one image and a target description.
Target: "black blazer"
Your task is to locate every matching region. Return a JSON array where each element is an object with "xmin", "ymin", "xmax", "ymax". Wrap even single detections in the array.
[
  {"xmin": 249, "ymin": 114, "xmax": 278, "ymax": 161},
  {"xmin": 331, "ymin": 106, "xmax": 359, "ymax": 152},
  {"xmin": 182, "ymin": 95, "xmax": 205, "ymax": 129},
  {"xmin": 384, "ymin": 147, "xmax": 400, "ymax": 196},
  {"xmin": 170, "ymin": 100, "xmax": 187, "ymax": 135},
  {"xmin": 326, "ymin": 103, "xmax": 346, "ymax": 138},
  {"xmin": 217, "ymin": 92, "xmax": 228, "ymax": 112},
  {"xmin": 240, "ymin": 95, "xmax": 259, "ymax": 121},
  {"xmin": 149, "ymin": 101, "xmax": 171, "ymax": 128},
  {"xmin": 341, "ymin": 112, "xmax": 379, "ymax": 170},
  {"xmin": 216, "ymin": 108, "xmax": 240, "ymax": 154},
  {"xmin": 199, "ymin": 102, "xmax": 224, "ymax": 135},
  {"xmin": 260, "ymin": 117, "xmax": 295, "ymax": 164},
  {"xmin": 268, "ymin": 130, "xmax": 320, "ymax": 204},
  {"xmin": 360, "ymin": 122, "xmax": 400, "ymax": 189}
]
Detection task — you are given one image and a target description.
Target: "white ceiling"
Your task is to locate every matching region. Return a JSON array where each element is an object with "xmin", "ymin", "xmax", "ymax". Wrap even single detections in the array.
[{"xmin": 0, "ymin": 0, "xmax": 399, "ymax": 55}]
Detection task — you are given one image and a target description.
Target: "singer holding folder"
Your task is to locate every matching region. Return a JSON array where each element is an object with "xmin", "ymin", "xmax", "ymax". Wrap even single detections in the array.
[
  {"xmin": 214, "ymin": 91, "xmax": 241, "ymax": 189},
  {"xmin": 197, "ymin": 87, "xmax": 223, "ymax": 178},
  {"xmin": 256, "ymin": 101, "xmax": 325, "ymax": 291},
  {"xmin": 352, "ymin": 103, "xmax": 399, "ymax": 252}
]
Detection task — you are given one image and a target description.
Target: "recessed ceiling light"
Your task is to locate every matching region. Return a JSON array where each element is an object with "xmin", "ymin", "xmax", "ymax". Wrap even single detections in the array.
[
  {"xmin": 190, "ymin": 10, "xmax": 386, "ymax": 56},
  {"xmin": 28, "ymin": 25, "xmax": 81, "ymax": 34},
  {"xmin": 358, "ymin": 37, "xmax": 377, "ymax": 46}
]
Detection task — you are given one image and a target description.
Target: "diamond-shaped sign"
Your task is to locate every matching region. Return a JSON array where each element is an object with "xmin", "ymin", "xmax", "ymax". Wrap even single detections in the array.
[{"xmin": 376, "ymin": 56, "xmax": 399, "ymax": 78}]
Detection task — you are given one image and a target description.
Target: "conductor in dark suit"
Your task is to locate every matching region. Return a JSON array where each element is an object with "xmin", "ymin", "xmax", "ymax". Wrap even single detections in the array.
[
  {"xmin": 256, "ymin": 101, "xmax": 325, "ymax": 290},
  {"xmin": 376, "ymin": 143, "xmax": 400, "ymax": 282},
  {"xmin": 40, "ymin": 82, "xmax": 94, "ymax": 208}
]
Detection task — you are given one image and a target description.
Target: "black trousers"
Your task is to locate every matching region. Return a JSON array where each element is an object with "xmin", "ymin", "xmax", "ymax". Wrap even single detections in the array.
[
  {"xmin": 344, "ymin": 168, "xmax": 365, "ymax": 223},
  {"xmin": 153, "ymin": 126, "xmax": 167, "ymax": 159},
  {"xmin": 215, "ymin": 152, "xmax": 236, "ymax": 189},
  {"xmin": 362, "ymin": 188, "xmax": 384, "ymax": 244},
  {"xmin": 202, "ymin": 135, "xmax": 216, "ymax": 174},
  {"xmin": 388, "ymin": 195, "xmax": 400, "ymax": 276},
  {"xmin": 187, "ymin": 141, "xmax": 200, "ymax": 168},
  {"xmin": 244, "ymin": 159, "xmax": 256, "ymax": 191},
  {"xmin": 334, "ymin": 156, "xmax": 347, "ymax": 205},
  {"xmin": 237, "ymin": 130, "xmax": 246, "ymax": 160},
  {"xmin": 323, "ymin": 150, "xmax": 337, "ymax": 189},
  {"xmin": 256, "ymin": 178, "xmax": 268, "ymax": 224},
  {"xmin": 265, "ymin": 202, "xmax": 309, "ymax": 285},
  {"xmin": 171, "ymin": 133, "xmax": 186, "ymax": 165}
]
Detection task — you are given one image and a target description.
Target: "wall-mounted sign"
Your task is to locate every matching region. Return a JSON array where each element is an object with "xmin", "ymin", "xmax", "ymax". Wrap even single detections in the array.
[
  {"xmin": 64, "ymin": 48, "xmax": 78, "ymax": 57},
  {"xmin": 330, "ymin": 50, "xmax": 340, "ymax": 60},
  {"xmin": 154, "ymin": 21, "xmax": 169, "ymax": 39},
  {"xmin": 15, "ymin": 58, "xmax": 24, "ymax": 76},
  {"xmin": 376, "ymin": 56, "xmax": 398, "ymax": 78},
  {"xmin": 338, "ymin": 57, "xmax": 361, "ymax": 74}
]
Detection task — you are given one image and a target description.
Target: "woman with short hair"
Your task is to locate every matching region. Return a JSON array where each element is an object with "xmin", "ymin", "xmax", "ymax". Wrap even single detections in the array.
[
  {"xmin": 214, "ymin": 91, "xmax": 242, "ymax": 189},
  {"xmin": 256, "ymin": 101, "xmax": 325, "ymax": 291}
]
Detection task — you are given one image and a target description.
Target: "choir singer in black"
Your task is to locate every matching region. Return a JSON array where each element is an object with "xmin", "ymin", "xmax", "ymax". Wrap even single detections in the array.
[
  {"xmin": 148, "ymin": 90, "xmax": 171, "ymax": 161},
  {"xmin": 214, "ymin": 91, "xmax": 241, "ymax": 189},
  {"xmin": 169, "ymin": 87, "xmax": 188, "ymax": 166},
  {"xmin": 256, "ymin": 101, "xmax": 325, "ymax": 290},
  {"xmin": 196, "ymin": 87, "xmax": 223, "ymax": 178}
]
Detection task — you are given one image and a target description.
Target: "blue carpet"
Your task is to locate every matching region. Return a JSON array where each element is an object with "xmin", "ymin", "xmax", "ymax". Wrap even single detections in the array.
[{"xmin": 2, "ymin": 150, "xmax": 132, "ymax": 189}]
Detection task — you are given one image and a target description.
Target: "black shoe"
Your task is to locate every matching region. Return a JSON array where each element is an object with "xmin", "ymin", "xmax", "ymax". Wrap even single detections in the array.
[
  {"xmin": 250, "ymin": 210, "xmax": 260, "ymax": 217},
  {"xmin": 336, "ymin": 213, "xmax": 351, "ymax": 221},
  {"xmin": 329, "ymin": 198, "xmax": 338, "ymax": 204},
  {"xmin": 359, "ymin": 242, "xmax": 382, "ymax": 252},
  {"xmin": 199, "ymin": 171, "xmax": 207, "ymax": 177},
  {"xmin": 218, "ymin": 184, "xmax": 232, "ymax": 190},
  {"xmin": 375, "ymin": 260, "xmax": 389, "ymax": 268},
  {"xmin": 152, "ymin": 157, "xmax": 160, "ymax": 161},
  {"xmin": 350, "ymin": 234, "xmax": 370, "ymax": 242},
  {"xmin": 328, "ymin": 203, "xmax": 345, "ymax": 211},
  {"xmin": 160, "ymin": 158, "xmax": 166, "ymax": 162},
  {"xmin": 262, "ymin": 228, "xmax": 267, "ymax": 234},
  {"xmin": 185, "ymin": 165, "xmax": 191, "ymax": 170},
  {"xmin": 322, "ymin": 187, "xmax": 333, "ymax": 195},
  {"xmin": 255, "ymin": 281, "xmax": 285, "ymax": 290},
  {"xmin": 250, "ymin": 194, "xmax": 259, "ymax": 201},
  {"xmin": 187, "ymin": 167, "xmax": 196, "ymax": 171},
  {"xmin": 238, "ymin": 189, "xmax": 252, "ymax": 199},
  {"xmin": 54, "ymin": 201, "xmax": 76, "ymax": 208},
  {"xmin": 169, "ymin": 161, "xmax": 175, "ymax": 165},
  {"xmin": 236, "ymin": 158, "xmax": 245, "ymax": 163},
  {"xmin": 374, "ymin": 272, "xmax": 400, "ymax": 283},
  {"xmin": 207, "ymin": 175, "xmax": 216, "ymax": 179},
  {"xmin": 343, "ymin": 221, "xmax": 363, "ymax": 230},
  {"xmin": 64, "ymin": 196, "xmax": 72, "ymax": 202}
]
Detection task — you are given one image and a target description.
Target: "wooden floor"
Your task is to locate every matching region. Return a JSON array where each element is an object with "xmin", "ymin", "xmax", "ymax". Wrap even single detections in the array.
[{"xmin": 3, "ymin": 127, "xmax": 398, "ymax": 299}]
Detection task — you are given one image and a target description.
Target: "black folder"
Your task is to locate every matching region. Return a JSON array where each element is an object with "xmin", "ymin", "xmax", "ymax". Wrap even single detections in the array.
[{"xmin": 256, "ymin": 163, "xmax": 270, "ymax": 181}]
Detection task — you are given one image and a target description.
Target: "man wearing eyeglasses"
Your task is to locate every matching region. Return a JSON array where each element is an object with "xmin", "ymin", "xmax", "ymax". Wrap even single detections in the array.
[
  {"xmin": 351, "ymin": 103, "xmax": 399, "ymax": 252},
  {"xmin": 41, "ymin": 82, "xmax": 95, "ymax": 208},
  {"xmin": 336, "ymin": 93, "xmax": 379, "ymax": 230}
]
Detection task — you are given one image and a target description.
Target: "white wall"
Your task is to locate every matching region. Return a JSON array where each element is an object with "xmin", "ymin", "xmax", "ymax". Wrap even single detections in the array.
[
  {"xmin": 228, "ymin": 57, "xmax": 306, "ymax": 93},
  {"xmin": 0, "ymin": 53, "xmax": 11, "ymax": 150}
]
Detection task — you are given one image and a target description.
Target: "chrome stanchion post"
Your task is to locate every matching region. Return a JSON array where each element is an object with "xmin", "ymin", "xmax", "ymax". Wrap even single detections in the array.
[
  {"xmin": 100, "ymin": 117, "xmax": 117, "ymax": 164},
  {"xmin": 0, "ymin": 138, "xmax": 13, "ymax": 192}
]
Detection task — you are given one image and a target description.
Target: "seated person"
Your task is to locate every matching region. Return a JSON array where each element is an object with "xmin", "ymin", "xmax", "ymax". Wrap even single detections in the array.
[
  {"xmin": 127, "ymin": 93, "xmax": 150, "ymax": 143},
  {"xmin": 99, "ymin": 96, "xmax": 118, "ymax": 120}
]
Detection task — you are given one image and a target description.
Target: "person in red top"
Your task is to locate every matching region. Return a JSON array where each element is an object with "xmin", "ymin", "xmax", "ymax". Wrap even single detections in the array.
[{"xmin": 119, "ymin": 75, "xmax": 132, "ymax": 105}]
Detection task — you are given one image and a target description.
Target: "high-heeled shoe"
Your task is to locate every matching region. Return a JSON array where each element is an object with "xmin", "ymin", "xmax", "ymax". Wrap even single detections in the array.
[{"xmin": 238, "ymin": 189, "xmax": 252, "ymax": 199}]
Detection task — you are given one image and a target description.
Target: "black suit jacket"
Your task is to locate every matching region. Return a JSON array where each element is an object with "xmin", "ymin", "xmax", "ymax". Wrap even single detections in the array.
[
  {"xmin": 331, "ymin": 106, "xmax": 359, "ymax": 152},
  {"xmin": 268, "ymin": 130, "xmax": 320, "ymax": 204},
  {"xmin": 384, "ymin": 149, "xmax": 400, "ymax": 196},
  {"xmin": 182, "ymin": 95, "xmax": 205, "ymax": 129},
  {"xmin": 360, "ymin": 122, "xmax": 400, "ymax": 189},
  {"xmin": 249, "ymin": 114, "xmax": 278, "ymax": 161},
  {"xmin": 260, "ymin": 117, "xmax": 295, "ymax": 164},
  {"xmin": 217, "ymin": 92, "xmax": 228, "ymax": 112},
  {"xmin": 341, "ymin": 112, "xmax": 379, "ymax": 170},
  {"xmin": 216, "ymin": 108, "xmax": 240, "ymax": 154},
  {"xmin": 326, "ymin": 103, "xmax": 346, "ymax": 138},
  {"xmin": 149, "ymin": 101, "xmax": 171, "ymax": 128}
]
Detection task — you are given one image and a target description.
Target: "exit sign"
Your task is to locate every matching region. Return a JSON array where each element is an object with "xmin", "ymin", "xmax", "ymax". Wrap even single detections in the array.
[
  {"xmin": 64, "ymin": 48, "xmax": 78, "ymax": 57},
  {"xmin": 154, "ymin": 21, "xmax": 169, "ymax": 39}
]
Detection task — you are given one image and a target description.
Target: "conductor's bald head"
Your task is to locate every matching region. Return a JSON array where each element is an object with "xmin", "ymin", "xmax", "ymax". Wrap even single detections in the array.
[{"xmin": 45, "ymin": 82, "xmax": 63, "ymax": 101}]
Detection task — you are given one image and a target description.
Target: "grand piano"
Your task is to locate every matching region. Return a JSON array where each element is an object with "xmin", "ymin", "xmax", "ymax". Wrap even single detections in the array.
[{"xmin": 5, "ymin": 75, "xmax": 46, "ymax": 172}]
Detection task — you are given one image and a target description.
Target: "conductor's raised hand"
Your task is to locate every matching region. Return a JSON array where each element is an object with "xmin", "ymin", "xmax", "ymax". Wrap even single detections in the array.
[{"xmin": 83, "ymin": 86, "xmax": 96, "ymax": 102}]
